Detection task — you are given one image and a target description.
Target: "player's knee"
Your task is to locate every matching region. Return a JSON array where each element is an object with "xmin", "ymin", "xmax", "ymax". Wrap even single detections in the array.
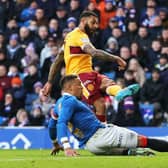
[
  {"xmin": 100, "ymin": 78, "xmax": 116, "ymax": 91},
  {"xmin": 106, "ymin": 85, "xmax": 122, "ymax": 96},
  {"xmin": 93, "ymin": 97, "xmax": 105, "ymax": 115}
]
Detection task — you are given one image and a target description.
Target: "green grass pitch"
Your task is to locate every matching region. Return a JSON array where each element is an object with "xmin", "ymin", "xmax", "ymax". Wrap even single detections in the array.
[{"xmin": 0, "ymin": 150, "xmax": 168, "ymax": 168}]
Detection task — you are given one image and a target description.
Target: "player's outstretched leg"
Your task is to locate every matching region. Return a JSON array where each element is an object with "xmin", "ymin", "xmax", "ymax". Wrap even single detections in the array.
[
  {"xmin": 127, "ymin": 148, "xmax": 155, "ymax": 156},
  {"xmin": 115, "ymin": 84, "xmax": 140, "ymax": 102},
  {"xmin": 138, "ymin": 135, "xmax": 168, "ymax": 152}
]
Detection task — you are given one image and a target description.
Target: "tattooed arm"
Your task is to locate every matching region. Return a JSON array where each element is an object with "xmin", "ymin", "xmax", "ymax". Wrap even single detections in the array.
[
  {"xmin": 48, "ymin": 50, "xmax": 64, "ymax": 83},
  {"xmin": 83, "ymin": 44, "xmax": 126, "ymax": 70},
  {"xmin": 42, "ymin": 49, "xmax": 64, "ymax": 96}
]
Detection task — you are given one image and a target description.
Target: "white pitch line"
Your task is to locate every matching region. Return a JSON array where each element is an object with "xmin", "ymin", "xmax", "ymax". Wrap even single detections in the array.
[{"xmin": 0, "ymin": 156, "xmax": 122, "ymax": 162}]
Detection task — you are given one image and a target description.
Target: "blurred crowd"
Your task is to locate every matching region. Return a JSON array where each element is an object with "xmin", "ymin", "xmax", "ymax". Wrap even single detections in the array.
[{"xmin": 0, "ymin": 0, "xmax": 168, "ymax": 127}]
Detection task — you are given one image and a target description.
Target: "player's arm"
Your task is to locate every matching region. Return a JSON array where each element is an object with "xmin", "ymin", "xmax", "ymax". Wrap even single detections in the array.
[
  {"xmin": 48, "ymin": 48, "xmax": 64, "ymax": 83},
  {"xmin": 57, "ymin": 98, "xmax": 79, "ymax": 156},
  {"xmin": 42, "ymin": 48, "xmax": 64, "ymax": 96},
  {"xmin": 48, "ymin": 118, "xmax": 63, "ymax": 155},
  {"xmin": 82, "ymin": 44, "xmax": 126, "ymax": 70}
]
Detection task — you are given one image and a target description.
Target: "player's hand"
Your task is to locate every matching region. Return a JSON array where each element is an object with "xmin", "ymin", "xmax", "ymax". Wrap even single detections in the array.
[
  {"xmin": 64, "ymin": 148, "xmax": 79, "ymax": 157},
  {"xmin": 116, "ymin": 57, "xmax": 127, "ymax": 70},
  {"xmin": 41, "ymin": 82, "xmax": 52, "ymax": 97},
  {"xmin": 50, "ymin": 144, "xmax": 63, "ymax": 155}
]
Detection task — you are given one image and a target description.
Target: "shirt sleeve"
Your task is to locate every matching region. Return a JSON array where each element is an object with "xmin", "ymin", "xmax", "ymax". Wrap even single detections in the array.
[
  {"xmin": 57, "ymin": 97, "xmax": 76, "ymax": 144},
  {"xmin": 78, "ymin": 35, "xmax": 93, "ymax": 50},
  {"xmin": 48, "ymin": 118, "xmax": 57, "ymax": 141}
]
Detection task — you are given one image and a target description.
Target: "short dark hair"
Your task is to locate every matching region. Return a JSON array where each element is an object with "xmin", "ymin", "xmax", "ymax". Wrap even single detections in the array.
[
  {"xmin": 152, "ymin": 68, "xmax": 160, "ymax": 74},
  {"xmin": 60, "ymin": 75, "xmax": 78, "ymax": 90},
  {"xmin": 79, "ymin": 11, "xmax": 98, "ymax": 21}
]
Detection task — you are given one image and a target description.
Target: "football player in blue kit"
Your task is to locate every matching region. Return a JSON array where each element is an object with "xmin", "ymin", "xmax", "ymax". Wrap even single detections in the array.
[{"xmin": 48, "ymin": 75, "xmax": 168, "ymax": 156}]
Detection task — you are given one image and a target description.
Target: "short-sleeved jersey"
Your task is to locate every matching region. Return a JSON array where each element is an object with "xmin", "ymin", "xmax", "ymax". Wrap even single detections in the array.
[{"xmin": 64, "ymin": 28, "xmax": 94, "ymax": 75}]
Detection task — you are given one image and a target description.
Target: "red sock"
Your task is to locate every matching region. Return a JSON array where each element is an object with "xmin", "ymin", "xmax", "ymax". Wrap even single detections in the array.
[
  {"xmin": 96, "ymin": 114, "xmax": 106, "ymax": 122},
  {"xmin": 138, "ymin": 135, "xmax": 148, "ymax": 147}
]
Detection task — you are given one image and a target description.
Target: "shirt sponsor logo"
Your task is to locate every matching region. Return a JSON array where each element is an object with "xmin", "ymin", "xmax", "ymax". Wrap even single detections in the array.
[
  {"xmin": 80, "ymin": 37, "xmax": 90, "ymax": 43},
  {"xmin": 83, "ymin": 80, "xmax": 92, "ymax": 86}
]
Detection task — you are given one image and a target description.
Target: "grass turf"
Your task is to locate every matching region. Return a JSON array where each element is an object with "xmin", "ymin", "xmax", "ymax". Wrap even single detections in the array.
[{"xmin": 0, "ymin": 150, "xmax": 168, "ymax": 168}]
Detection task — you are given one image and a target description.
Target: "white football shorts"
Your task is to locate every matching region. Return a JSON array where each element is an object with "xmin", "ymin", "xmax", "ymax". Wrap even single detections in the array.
[{"xmin": 85, "ymin": 124, "xmax": 138, "ymax": 155}]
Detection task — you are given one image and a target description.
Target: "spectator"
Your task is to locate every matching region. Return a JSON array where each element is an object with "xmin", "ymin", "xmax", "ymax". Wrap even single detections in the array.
[
  {"xmin": 54, "ymin": 6, "xmax": 68, "ymax": 31},
  {"xmin": 0, "ymin": 0, "xmax": 15, "ymax": 31},
  {"xmin": 98, "ymin": 0, "xmax": 116, "ymax": 30},
  {"xmin": 7, "ymin": 65, "xmax": 20, "ymax": 78},
  {"xmin": 21, "ymin": 43, "xmax": 39, "ymax": 72},
  {"xmin": 0, "ymin": 32, "xmax": 6, "ymax": 52},
  {"xmin": 34, "ymin": 25, "xmax": 48, "ymax": 54},
  {"xmin": 141, "ymin": 7, "xmax": 157, "ymax": 28},
  {"xmin": 135, "ymin": 26, "xmax": 153, "ymax": 51},
  {"xmin": 19, "ymin": 26, "xmax": 33, "ymax": 48},
  {"xmin": 140, "ymin": 69, "xmax": 164, "ymax": 125},
  {"xmin": 55, "ymin": 0, "xmax": 70, "ymax": 11},
  {"xmin": 125, "ymin": 20, "xmax": 138, "ymax": 46},
  {"xmin": 114, "ymin": 96, "xmax": 144, "ymax": 126},
  {"xmin": 13, "ymin": 0, "xmax": 29, "ymax": 23},
  {"xmin": 140, "ymin": 0, "xmax": 157, "ymax": 21},
  {"xmin": 124, "ymin": 70, "xmax": 137, "ymax": 86},
  {"xmin": 48, "ymin": 18, "xmax": 61, "ymax": 39},
  {"xmin": 160, "ymin": 67, "xmax": 168, "ymax": 87},
  {"xmin": 127, "ymin": 58, "xmax": 146, "ymax": 87},
  {"xmin": 0, "ymin": 92, "xmax": 18, "ymax": 125},
  {"xmin": 158, "ymin": 28, "xmax": 168, "ymax": 46},
  {"xmin": 36, "ymin": 0, "xmax": 56, "ymax": 19},
  {"xmin": 85, "ymin": 1, "xmax": 100, "ymax": 20},
  {"xmin": 158, "ymin": 8, "xmax": 168, "ymax": 28},
  {"xmin": 24, "ymin": 81, "xmax": 43, "ymax": 113},
  {"xmin": 8, "ymin": 108, "xmax": 29, "ymax": 127},
  {"xmin": 23, "ymin": 64, "xmax": 40, "ymax": 94},
  {"xmin": 147, "ymin": 39, "xmax": 162, "ymax": 71},
  {"xmin": 20, "ymin": 1, "xmax": 38, "ymax": 26},
  {"xmin": 155, "ymin": 54, "xmax": 168, "ymax": 72},
  {"xmin": 105, "ymin": 37, "xmax": 119, "ymax": 54},
  {"xmin": 68, "ymin": 0, "xmax": 82, "ymax": 20},
  {"xmin": 101, "ymin": 17, "xmax": 119, "ymax": 48},
  {"xmin": 29, "ymin": 105, "xmax": 45, "ymax": 126},
  {"xmin": 115, "ymin": 7, "xmax": 126, "ymax": 32},
  {"xmin": 0, "ymin": 64, "xmax": 11, "ymax": 92},
  {"xmin": 56, "ymin": 27, "xmax": 72, "ymax": 47},
  {"xmin": 0, "ymin": 50, "xmax": 11, "ymax": 69},
  {"xmin": 16, "ymin": 108, "xmax": 29, "ymax": 127},
  {"xmin": 6, "ymin": 33, "xmax": 24, "ymax": 70},
  {"xmin": 114, "ymin": 46, "xmax": 132, "ymax": 78},
  {"xmin": 33, "ymin": 81, "xmax": 43, "ymax": 96},
  {"xmin": 9, "ymin": 76, "xmax": 26, "ymax": 109},
  {"xmin": 149, "ymin": 16, "xmax": 163, "ymax": 39},
  {"xmin": 120, "ymin": 46, "xmax": 131, "ymax": 63},
  {"xmin": 130, "ymin": 42, "xmax": 148, "ymax": 70},
  {"xmin": 28, "ymin": 19, "xmax": 38, "ymax": 35},
  {"xmin": 66, "ymin": 17, "xmax": 77, "ymax": 30},
  {"xmin": 124, "ymin": 0, "xmax": 137, "ymax": 23},
  {"xmin": 41, "ymin": 46, "xmax": 59, "ymax": 83},
  {"xmin": 34, "ymin": 8, "xmax": 48, "ymax": 27},
  {"xmin": 111, "ymin": 27, "xmax": 127, "ymax": 47},
  {"xmin": 40, "ymin": 35, "xmax": 56, "ymax": 68},
  {"xmin": 161, "ymin": 46, "xmax": 168, "ymax": 55},
  {"xmin": 32, "ymin": 90, "xmax": 55, "ymax": 116},
  {"xmin": 5, "ymin": 19, "xmax": 19, "ymax": 40}
]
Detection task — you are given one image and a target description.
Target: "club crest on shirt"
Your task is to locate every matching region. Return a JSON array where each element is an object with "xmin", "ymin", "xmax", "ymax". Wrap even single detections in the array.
[{"xmin": 87, "ymin": 84, "xmax": 94, "ymax": 91}]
